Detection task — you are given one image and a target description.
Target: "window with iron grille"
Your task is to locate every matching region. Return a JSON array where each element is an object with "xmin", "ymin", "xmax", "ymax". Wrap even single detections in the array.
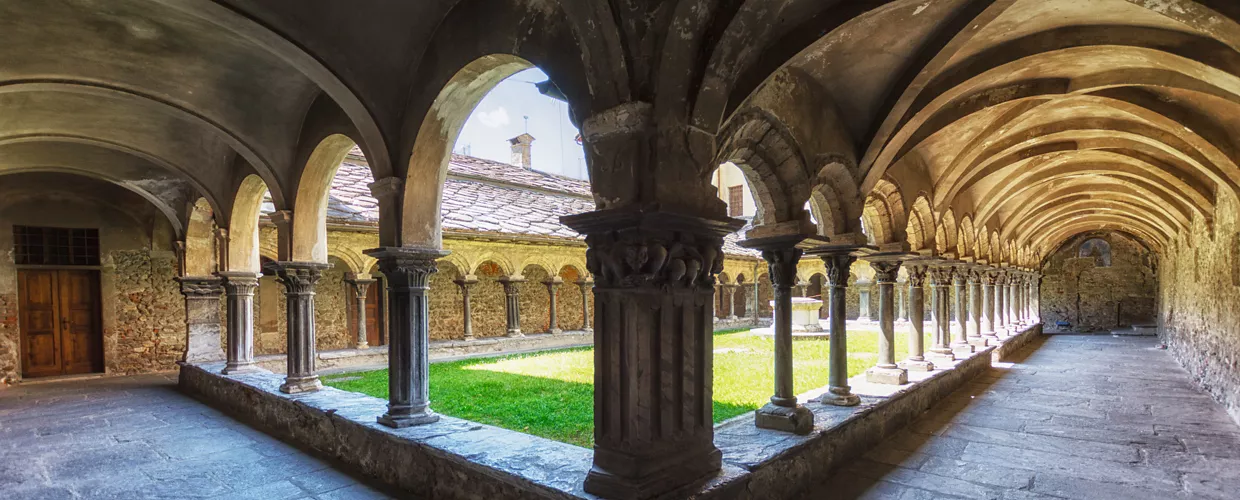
[
  {"xmin": 728, "ymin": 185, "xmax": 744, "ymax": 217},
  {"xmin": 14, "ymin": 226, "xmax": 100, "ymax": 266}
]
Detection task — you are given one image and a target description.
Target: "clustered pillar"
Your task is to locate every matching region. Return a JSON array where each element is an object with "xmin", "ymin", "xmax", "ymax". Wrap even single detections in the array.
[
  {"xmin": 951, "ymin": 269, "xmax": 973, "ymax": 355},
  {"xmin": 218, "ymin": 272, "xmax": 261, "ymax": 374},
  {"xmin": 900, "ymin": 264, "xmax": 934, "ymax": 371},
  {"xmin": 498, "ymin": 276, "xmax": 524, "ymax": 337},
  {"xmin": 453, "ymin": 276, "xmax": 477, "ymax": 341},
  {"xmin": 966, "ymin": 270, "xmax": 985, "ymax": 347},
  {"xmin": 927, "ymin": 266, "xmax": 956, "ymax": 363},
  {"xmin": 265, "ymin": 261, "xmax": 330, "ymax": 394}
]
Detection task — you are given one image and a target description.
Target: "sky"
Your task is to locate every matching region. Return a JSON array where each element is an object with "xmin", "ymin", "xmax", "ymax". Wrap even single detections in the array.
[{"xmin": 453, "ymin": 68, "xmax": 589, "ymax": 180}]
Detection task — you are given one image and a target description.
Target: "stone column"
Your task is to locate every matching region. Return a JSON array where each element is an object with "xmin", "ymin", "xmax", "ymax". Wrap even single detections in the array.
[
  {"xmin": 867, "ymin": 260, "xmax": 907, "ymax": 384},
  {"xmin": 927, "ymin": 266, "xmax": 956, "ymax": 362},
  {"xmin": 1008, "ymin": 276, "xmax": 1020, "ymax": 329},
  {"xmin": 754, "ymin": 245, "xmax": 813, "ymax": 434},
  {"xmin": 794, "ymin": 281, "xmax": 808, "ymax": 298},
  {"xmin": 967, "ymin": 270, "xmax": 986, "ymax": 347},
  {"xmin": 577, "ymin": 279, "xmax": 593, "ymax": 332},
  {"xmin": 562, "ymin": 209, "xmax": 739, "ymax": 500},
  {"xmin": 896, "ymin": 280, "xmax": 908, "ymax": 322},
  {"xmin": 218, "ymin": 272, "xmax": 261, "ymax": 374},
  {"xmin": 994, "ymin": 273, "xmax": 1007, "ymax": 334},
  {"xmin": 1031, "ymin": 274, "xmax": 1041, "ymax": 322},
  {"xmin": 817, "ymin": 252, "xmax": 861, "ymax": 406},
  {"xmin": 951, "ymin": 268, "xmax": 973, "ymax": 355},
  {"xmin": 266, "ymin": 262, "xmax": 330, "ymax": 394},
  {"xmin": 899, "ymin": 265, "xmax": 933, "ymax": 371},
  {"xmin": 857, "ymin": 281, "xmax": 872, "ymax": 323},
  {"xmin": 367, "ymin": 247, "xmax": 448, "ymax": 427},
  {"xmin": 453, "ymin": 276, "xmax": 477, "ymax": 340},
  {"xmin": 982, "ymin": 271, "xmax": 998, "ymax": 339},
  {"xmin": 498, "ymin": 276, "xmax": 525, "ymax": 337},
  {"xmin": 724, "ymin": 284, "xmax": 738, "ymax": 320},
  {"xmin": 177, "ymin": 276, "xmax": 225, "ymax": 365},
  {"xmin": 544, "ymin": 277, "xmax": 563, "ymax": 334},
  {"xmin": 345, "ymin": 277, "xmax": 376, "ymax": 349}
]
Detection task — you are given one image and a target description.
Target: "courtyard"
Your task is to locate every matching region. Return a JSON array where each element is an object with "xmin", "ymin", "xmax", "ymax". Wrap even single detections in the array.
[{"xmin": 323, "ymin": 326, "xmax": 930, "ymax": 447}]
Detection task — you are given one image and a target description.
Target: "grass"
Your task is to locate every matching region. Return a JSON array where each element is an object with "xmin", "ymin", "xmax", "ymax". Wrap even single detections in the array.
[{"xmin": 323, "ymin": 325, "xmax": 933, "ymax": 448}]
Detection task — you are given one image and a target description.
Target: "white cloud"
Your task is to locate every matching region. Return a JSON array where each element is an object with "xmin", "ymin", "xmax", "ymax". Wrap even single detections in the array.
[{"xmin": 477, "ymin": 107, "xmax": 510, "ymax": 128}]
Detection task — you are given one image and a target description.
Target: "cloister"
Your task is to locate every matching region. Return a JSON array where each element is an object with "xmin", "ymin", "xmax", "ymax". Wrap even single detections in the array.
[{"xmin": 3, "ymin": 1, "xmax": 1240, "ymax": 499}]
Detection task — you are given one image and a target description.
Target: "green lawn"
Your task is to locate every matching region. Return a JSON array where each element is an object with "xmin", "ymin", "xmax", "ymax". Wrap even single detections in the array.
[{"xmin": 323, "ymin": 326, "xmax": 932, "ymax": 448}]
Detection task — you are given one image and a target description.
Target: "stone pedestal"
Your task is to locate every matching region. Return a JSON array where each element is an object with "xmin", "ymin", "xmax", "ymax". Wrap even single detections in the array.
[
  {"xmin": 178, "ymin": 277, "xmax": 225, "ymax": 365},
  {"xmin": 562, "ymin": 208, "xmax": 740, "ymax": 500},
  {"xmin": 754, "ymin": 403, "xmax": 814, "ymax": 434},
  {"xmin": 368, "ymin": 247, "xmax": 448, "ymax": 428},
  {"xmin": 266, "ymin": 262, "xmax": 330, "ymax": 394},
  {"xmin": 219, "ymin": 272, "xmax": 261, "ymax": 374}
]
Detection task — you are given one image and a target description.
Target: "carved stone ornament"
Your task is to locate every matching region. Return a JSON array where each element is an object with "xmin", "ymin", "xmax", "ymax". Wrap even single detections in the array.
[
  {"xmin": 177, "ymin": 277, "xmax": 224, "ymax": 297},
  {"xmin": 585, "ymin": 230, "xmax": 726, "ymax": 289},
  {"xmin": 929, "ymin": 266, "xmax": 955, "ymax": 286},
  {"xmin": 266, "ymin": 262, "xmax": 329, "ymax": 294},
  {"xmin": 368, "ymin": 247, "xmax": 450, "ymax": 290},
  {"xmin": 763, "ymin": 247, "xmax": 803, "ymax": 290},
  {"xmin": 870, "ymin": 261, "xmax": 901, "ymax": 284},
  {"xmin": 906, "ymin": 264, "xmax": 928, "ymax": 287},
  {"xmin": 822, "ymin": 254, "xmax": 856, "ymax": 288}
]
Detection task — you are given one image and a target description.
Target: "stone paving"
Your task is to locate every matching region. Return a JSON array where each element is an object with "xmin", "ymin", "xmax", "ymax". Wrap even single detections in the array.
[
  {"xmin": 0, "ymin": 373, "xmax": 394, "ymax": 499},
  {"xmin": 822, "ymin": 334, "xmax": 1240, "ymax": 499}
]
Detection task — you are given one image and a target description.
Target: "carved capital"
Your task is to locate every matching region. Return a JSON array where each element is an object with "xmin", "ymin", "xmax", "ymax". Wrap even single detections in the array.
[
  {"xmin": 581, "ymin": 101, "xmax": 653, "ymax": 142},
  {"xmin": 366, "ymin": 247, "xmax": 448, "ymax": 290},
  {"xmin": 177, "ymin": 276, "xmax": 224, "ymax": 297},
  {"xmin": 870, "ymin": 261, "xmax": 901, "ymax": 284},
  {"xmin": 928, "ymin": 266, "xmax": 955, "ymax": 286},
  {"xmin": 761, "ymin": 247, "xmax": 802, "ymax": 290},
  {"xmin": 265, "ymin": 262, "xmax": 330, "ymax": 294},
  {"xmin": 499, "ymin": 276, "xmax": 525, "ymax": 296},
  {"xmin": 217, "ymin": 272, "xmax": 261, "ymax": 296},
  {"xmin": 981, "ymin": 270, "xmax": 999, "ymax": 285},
  {"xmin": 821, "ymin": 254, "xmax": 856, "ymax": 288},
  {"xmin": 368, "ymin": 177, "xmax": 403, "ymax": 200},
  {"xmin": 345, "ymin": 277, "xmax": 377, "ymax": 295},
  {"xmin": 906, "ymin": 264, "xmax": 928, "ymax": 287}
]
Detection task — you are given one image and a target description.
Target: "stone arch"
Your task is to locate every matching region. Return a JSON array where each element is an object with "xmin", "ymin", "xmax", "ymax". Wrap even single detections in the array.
[
  {"xmin": 958, "ymin": 215, "xmax": 976, "ymax": 259},
  {"xmin": 556, "ymin": 264, "xmax": 589, "ymax": 331},
  {"xmin": 326, "ymin": 244, "xmax": 367, "ymax": 276},
  {"xmin": 471, "ymin": 252, "xmax": 517, "ymax": 277},
  {"xmin": 810, "ymin": 157, "xmax": 863, "ymax": 238},
  {"xmin": 226, "ymin": 175, "xmax": 269, "ymax": 273},
  {"xmin": 184, "ymin": 198, "xmax": 217, "ymax": 276},
  {"xmin": 906, "ymin": 195, "xmax": 935, "ymax": 252},
  {"xmin": 291, "ymin": 133, "xmax": 356, "ymax": 262},
  {"xmin": 937, "ymin": 210, "xmax": 958, "ymax": 255},
  {"xmin": 715, "ymin": 110, "xmax": 814, "ymax": 226}
]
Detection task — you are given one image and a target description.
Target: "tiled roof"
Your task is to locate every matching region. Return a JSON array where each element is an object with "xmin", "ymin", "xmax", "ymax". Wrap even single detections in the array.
[{"xmin": 263, "ymin": 153, "xmax": 758, "ymax": 257}]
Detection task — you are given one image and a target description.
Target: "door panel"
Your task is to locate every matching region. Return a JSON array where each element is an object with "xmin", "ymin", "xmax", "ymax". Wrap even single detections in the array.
[
  {"xmin": 19, "ymin": 271, "xmax": 61, "ymax": 378},
  {"xmin": 365, "ymin": 283, "xmax": 382, "ymax": 346},
  {"xmin": 58, "ymin": 270, "xmax": 101, "ymax": 374}
]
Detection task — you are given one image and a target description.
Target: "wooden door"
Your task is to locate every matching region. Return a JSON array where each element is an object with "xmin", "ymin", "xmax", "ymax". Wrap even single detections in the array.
[
  {"xmin": 18, "ymin": 269, "xmax": 102, "ymax": 378},
  {"xmin": 365, "ymin": 283, "xmax": 382, "ymax": 346}
]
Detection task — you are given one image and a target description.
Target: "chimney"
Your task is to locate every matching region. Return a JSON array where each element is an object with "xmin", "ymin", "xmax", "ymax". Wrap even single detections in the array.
[{"xmin": 509, "ymin": 133, "xmax": 535, "ymax": 169}]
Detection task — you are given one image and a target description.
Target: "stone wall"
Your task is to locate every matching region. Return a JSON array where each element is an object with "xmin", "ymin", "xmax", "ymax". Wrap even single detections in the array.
[
  {"xmin": 429, "ymin": 265, "xmax": 465, "ymax": 341},
  {"xmin": 108, "ymin": 250, "xmax": 185, "ymax": 374},
  {"xmin": 1160, "ymin": 190, "xmax": 1240, "ymax": 423},
  {"xmin": 1041, "ymin": 231, "xmax": 1157, "ymax": 332},
  {"xmin": 314, "ymin": 259, "xmax": 351, "ymax": 351},
  {"xmin": 519, "ymin": 266, "xmax": 551, "ymax": 334}
]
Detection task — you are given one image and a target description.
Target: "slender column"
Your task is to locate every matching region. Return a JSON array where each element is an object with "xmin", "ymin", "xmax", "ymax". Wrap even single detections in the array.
[
  {"xmin": 453, "ymin": 276, "xmax": 477, "ymax": 340},
  {"xmin": 219, "ymin": 272, "xmax": 261, "ymax": 374},
  {"xmin": 367, "ymin": 247, "xmax": 448, "ymax": 427},
  {"xmin": 562, "ymin": 209, "xmax": 738, "ymax": 499},
  {"xmin": 817, "ymin": 252, "xmax": 861, "ymax": 406},
  {"xmin": 724, "ymin": 284, "xmax": 738, "ymax": 319},
  {"xmin": 754, "ymin": 245, "xmax": 813, "ymax": 433},
  {"xmin": 951, "ymin": 268, "xmax": 974, "ymax": 355},
  {"xmin": 794, "ymin": 281, "xmax": 808, "ymax": 298},
  {"xmin": 177, "ymin": 276, "xmax": 225, "ymax": 365},
  {"xmin": 345, "ymin": 277, "xmax": 376, "ymax": 349},
  {"xmin": 544, "ymin": 278, "xmax": 564, "ymax": 334},
  {"xmin": 927, "ymin": 266, "xmax": 956, "ymax": 362},
  {"xmin": 867, "ymin": 261, "xmax": 907, "ymax": 384},
  {"xmin": 1008, "ymin": 276, "xmax": 1019, "ymax": 329},
  {"xmin": 994, "ymin": 273, "xmax": 1007, "ymax": 334},
  {"xmin": 577, "ymin": 279, "xmax": 593, "ymax": 332},
  {"xmin": 1031, "ymin": 275, "xmax": 1040, "ymax": 322},
  {"xmin": 266, "ymin": 262, "xmax": 330, "ymax": 394},
  {"xmin": 967, "ymin": 270, "xmax": 986, "ymax": 347},
  {"xmin": 896, "ymin": 280, "xmax": 908, "ymax": 322},
  {"xmin": 899, "ymin": 265, "xmax": 933, "ymax": 371},
  {"xmin": 498, "ymin": 276, "xmax": 525, "ymax": 337},
  {"xmin": 857, "ymin": 281, "xmax": 872, "ymax": 323},
  {"xmin": 981, "ymin": 271, "xmax": 998, "ymax": 338}
]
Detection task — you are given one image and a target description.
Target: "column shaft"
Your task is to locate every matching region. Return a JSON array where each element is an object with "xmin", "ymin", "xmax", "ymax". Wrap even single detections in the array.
[
  {"xmin": 219, "ymin": 272, "xmax": 260, "ymax": 374},
  {"xmin": 967, "ymin": 272, "xmax": 985, "ymax": 347},
  {"xmin": 952, "ymin": 271, "xmax": 972, "ymax": 354},
  {"xmin": 818, "ymin": 253, "xmax": 861, "ymax": 406},
  {"xmin": 369, "ymin": 247, "xmax": 447, "ymax": 427},
  {"xmin": 754, "ymin": 245, "xmax": 813, "ymax": 434},
  {"xmin": 867, "ymin": 261, "xmax": 907, "ymax": 384},
  {"xmin": 267, "ymin": 262, "xmax": 329, "ymax": 394},
  {"xmin": 454, "ymin": 278, "xmax": 476, "ymax": 340},
  {"xmin": 346, "ymin": 278, "xmax": 376, "ymax": 349},
  {"xmin": 928, "ymin": 266, "xmax": 955, "ymax": 362},
  {"xmin": 577, "ymin": 280, "xmax": 593, "ymax": 331},
  {"xmin": 545, "ymin": 279, "xmax": 563, "ymax": 334},
  {"xmin": 499, "ymin": 277, "xmax": 525, "ymax": 337},
  {"xmin": 900, "ymin": 265, "xmax": 933, "ymax": 371},
  {"xmin": 994, "ymin": 274, "xmax": 1007, "ymax": 332},
  {"xmin": 982, "ymin": 272, "xmax": 997, "ymax": 338}
]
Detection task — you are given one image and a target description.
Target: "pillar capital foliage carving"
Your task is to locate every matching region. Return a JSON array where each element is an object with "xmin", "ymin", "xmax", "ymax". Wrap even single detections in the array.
[
  {"xmin": 928, "ymin": 266, "xmax": 955, "ymax": 286},
  {"xmin": 821, "ymin": 254, "xmax": 856, "ymax": 288},
  {"xmin": 995, "ymin": 272, "xmax": 1008, "ymax": 285},
  {"xmin": 177, "ymin": 276, "xmax": 224, "ymax": 297},
  {"xmin": 870, "ymin": 260, "xmax": 901, "ymax": 284},
  {"xmin": 906, "ymin": 264, "xmax": 927, "ymax": 287},
  {"xmin": 981, "ymin": 270, "xmax": 998, "ymax": 285},
  {"xmin": 217, "ymin": 272, "xmax": 260, "ymax": 295},
  {"xmin": 761, "ymin": 247, "xmax": 803, "ymax": 290},
  {"xmin": 265, "ymin": 262, "xmax": 330, "ymax": 294},
  {"xmin": 366, "ymin": 247, "xmax": 448, "ymax": 290}
]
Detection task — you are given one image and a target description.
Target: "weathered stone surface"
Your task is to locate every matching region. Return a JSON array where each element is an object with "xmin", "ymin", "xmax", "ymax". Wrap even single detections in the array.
[{"xmin": 1041, "ymin": 232, "xmax": 1156, "ymax": 333}]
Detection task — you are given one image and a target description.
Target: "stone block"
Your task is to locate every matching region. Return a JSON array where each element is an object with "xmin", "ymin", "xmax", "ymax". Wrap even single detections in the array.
[
  {"xmin": 866, "ymin": 366, "xmax": 908, "ymax": 385},
  {"xmin": 754, "ymin": 403, "xmax": 814, "ymax": 435},
  {"xmin": 899, "ymin": 359, "xmax": 935, "ymax": 372},
  {"xmin": 951, "ymin": 344, "xmax": 975, "ymax": 357}
]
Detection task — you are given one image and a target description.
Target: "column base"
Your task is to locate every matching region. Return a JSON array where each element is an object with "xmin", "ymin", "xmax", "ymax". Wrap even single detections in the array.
[
  {"xmin": 279, "ymin": 376, "xmax": 322, "ymax": 394},
  {"xmin": 754, "ymin": 402, "xmax": 814, "ymax": 434},
  {"xmin": 584, "ymin": 447, "xmax": 722, "ymax": 500},
  {"xmin": 463, "ymin": 335, "xmax": 476, "ymax": 341},
  {"xmin": 865, "ymin": 366, "xmax": 908, "ymax": 385},
  {"xmin": 951, "ymin": 342, "xmax": 976, "ymax": 356},
  {"xmin": 506, "ymin": 330, "xmax": 525, "ymax": 338},
  {"xmin": 548, "ymin": 328, "xmax": 563, "ymax": 334},
  {"xmin": 967, "ymin": 336, "xmax": 990, "ymax": 348},
  {"xmin": 220, "ymin": 363, "xmax": 261, "ymax": 375},
  {"xmin": 816, "ymin": 386, "xmax": 861, "ymax": 407},
  {"xmin": 926, "ymin": 350, "xmax": 956, "ymax": 363},
  {"xmin": 899, "ymin": 358, "xmax": 935, "ymax": 372},
  {"xmin": 356, "ymin": 343, "xmax": 370, "ymax": 350},
  {"xmin": 377, "ymin": 410, "xmax": 440, "ymax": 428}
]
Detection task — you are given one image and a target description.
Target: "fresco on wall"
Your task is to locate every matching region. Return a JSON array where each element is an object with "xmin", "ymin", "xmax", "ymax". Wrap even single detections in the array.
[{"xmin": 1078, "ymin": 238, "xmax": 1112, "ymax": 267}]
